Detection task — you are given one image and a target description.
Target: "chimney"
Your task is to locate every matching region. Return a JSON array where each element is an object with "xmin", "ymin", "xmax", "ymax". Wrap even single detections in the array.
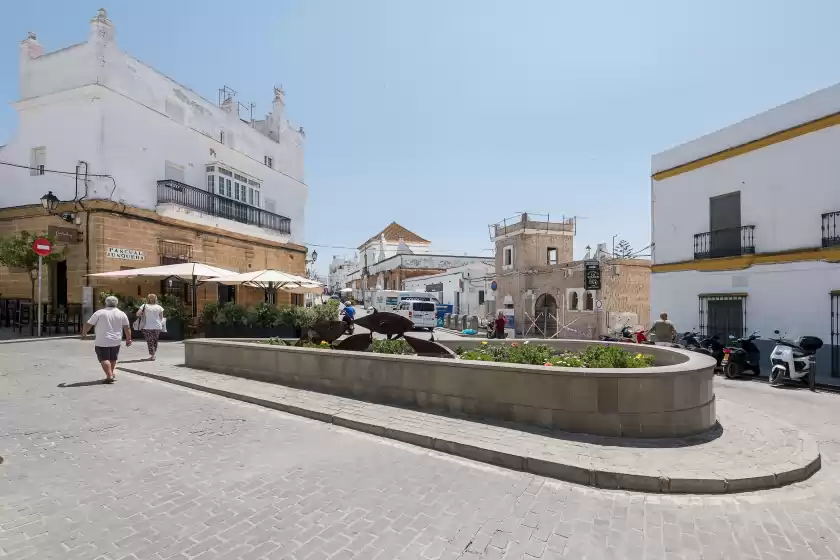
[
  {"xmin": 20, "ymin": 31, "xmax": 43, "ymax": 62},
  {"xmin": 89, "ymin": 8, "xmax": 115, "ymax": 44}
]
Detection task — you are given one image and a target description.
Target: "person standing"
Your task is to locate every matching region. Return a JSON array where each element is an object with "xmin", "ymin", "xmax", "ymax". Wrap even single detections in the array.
[
  {"xmin": 647, "ymin": 312, "xmax": 677, "ymax": 343},
  {"xmin": 494, "ymin": 311, "xmax": 506, "ymax": 339},
  {"xmin": 137, "ymin": 294, "xmax": 165, "ymax": 361},
  {"xmin": 81, "ymin": 296, "xmax": 131, "ymax": 384}
]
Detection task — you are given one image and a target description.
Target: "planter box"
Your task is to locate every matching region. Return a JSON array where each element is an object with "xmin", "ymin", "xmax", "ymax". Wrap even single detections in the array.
[{"xmin": 204, "ymin": 323, "xmax": 299, "ymax": 339}]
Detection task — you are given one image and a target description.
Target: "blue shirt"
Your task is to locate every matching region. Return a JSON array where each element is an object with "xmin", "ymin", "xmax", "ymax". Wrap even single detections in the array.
[{"xmin": 343, "ymin": 306, "xmax": 355, "ymax": 319}]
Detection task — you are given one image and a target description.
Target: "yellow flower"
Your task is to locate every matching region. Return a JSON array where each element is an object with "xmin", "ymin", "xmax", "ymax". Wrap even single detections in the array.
[
  {"xmin": 481, "ymin": 341, "xmax": 488, "ymax": 345},
  {"xmin": 320, "ymin": 341, "xmax": 328, "ymax": 346},
  {"xmin": 635, "ymin": 353, "xmax": 643, "ymax": 359}
]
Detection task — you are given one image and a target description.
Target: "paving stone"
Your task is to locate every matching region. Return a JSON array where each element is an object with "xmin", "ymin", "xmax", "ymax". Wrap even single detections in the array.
[{"xmin": 0, "ymin": 340, "xmax": 839, "ymax": 560}]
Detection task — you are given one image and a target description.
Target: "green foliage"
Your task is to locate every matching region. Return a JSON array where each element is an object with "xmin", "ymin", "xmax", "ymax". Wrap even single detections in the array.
[
  {"xmin": 458, "ymin": 341, "xmax": 654, "ymax": 368},
  {"xmin": 0, "ymin": 231, "xmax": 66, "ymax": 298},
  {"xmin": 370, "ymin": 338, "xmax": 413, "ymax": 355},
  {"xmin": 217, "ymin": 301, "xmax": 248, "ymax": 325},
  {"xmin": 159, "ymin": 294, "xmax": 186, "ymax": 321},
  {"xmin": 249, "ymin": 301, "xmax": 283, "ymax": 327},
  {"xmin": 201, "ymin": 302, "xmax": 220, "ymax": 325}
]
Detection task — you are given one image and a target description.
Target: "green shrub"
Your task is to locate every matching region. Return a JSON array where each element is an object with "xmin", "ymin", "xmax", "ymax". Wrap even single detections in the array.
[
  {"xmin": 159, "ymin": 294, "xmax": 186, "ymax": 321},
  {"xmin": 457, "ymin": 341, "xmax": 654, "ymax": 368},
  {"xmin": 249, "ymin": 302, "xmax": 282, "ymax": 327},
  {"xmin": 217, "ymin": 301, "xmax": 248, "ymax": 326},
  {"xmin": 370, "ymin": 339, "xmax": 413, "ymax": 354},
  {"xmin": 201, "ymin": 302, "xmax": 220, "ymax": 325}
]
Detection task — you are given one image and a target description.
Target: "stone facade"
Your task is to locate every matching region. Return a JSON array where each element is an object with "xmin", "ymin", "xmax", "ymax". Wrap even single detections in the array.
[
  {"xmin": 0, "ymin": 201, "xmax": 306, "ymax": 310},
  {"xmin": 492, "ymin": 213, "xmax": 650, "ymax": 337}
]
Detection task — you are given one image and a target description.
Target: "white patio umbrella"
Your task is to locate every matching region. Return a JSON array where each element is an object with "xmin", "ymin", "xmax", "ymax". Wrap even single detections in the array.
[
  {"xmin": 204, "ymin": 269, "xmax": 324, "ymax": 300},
  {"xmin": 88, "ymin": 262, "xmax": 235, "ymax": 316}
]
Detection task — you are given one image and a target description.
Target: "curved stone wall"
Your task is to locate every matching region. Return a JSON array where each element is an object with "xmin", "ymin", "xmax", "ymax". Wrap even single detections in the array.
[{"xmin": 185, "ymin": 339, "xmax": 717, "ymax": 438}]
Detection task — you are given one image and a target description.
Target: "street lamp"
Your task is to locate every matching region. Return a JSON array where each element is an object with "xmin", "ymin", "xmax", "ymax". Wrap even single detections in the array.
[
  {"xmin": 40, "ymin": 191, "xmax": 75, "ymax": 223},
  {"xmin": 40, "ymin": 191, "xmax": 59, "ymax": 213},
  {"xmin": 305, "ymin": 250, "xmax": 318, "ymax": 280}
]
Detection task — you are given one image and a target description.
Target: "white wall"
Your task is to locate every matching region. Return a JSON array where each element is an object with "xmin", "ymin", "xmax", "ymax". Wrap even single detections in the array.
[
  {"xmin": 1, "ymin": 11, "xmax": 307, "ymax": 244},
  {"xmin": 652, "ymin": 125, "xmax": 840, "ymax": 265},
  {"xmin": 651, "ymin": 261, "xmax": 840, "ymax": 341},
  {"xmin": 403, "ymin": 262, "xmax": 495, "ymax": 316}
]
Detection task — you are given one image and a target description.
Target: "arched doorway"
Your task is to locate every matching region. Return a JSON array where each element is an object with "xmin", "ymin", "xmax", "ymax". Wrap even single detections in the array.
[{"xmin": 534, "ymin": 293, "xmax": 558, "ymax": 337}]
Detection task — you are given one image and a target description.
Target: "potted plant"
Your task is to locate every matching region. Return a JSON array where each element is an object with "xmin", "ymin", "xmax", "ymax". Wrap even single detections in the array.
[{"xmin": 159, "ymin": 294, "xmax": 186, "ymax": 341}]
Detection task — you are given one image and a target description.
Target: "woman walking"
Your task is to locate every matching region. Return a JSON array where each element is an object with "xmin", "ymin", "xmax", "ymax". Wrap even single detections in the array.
[{"xmin": 137, "ymin": 294, "xmax": 165, "ymax": 361}]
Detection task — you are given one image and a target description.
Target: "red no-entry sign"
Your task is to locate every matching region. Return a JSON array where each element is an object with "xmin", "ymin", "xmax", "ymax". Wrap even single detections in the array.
[{"xmin": 32, "ymin": 237, "xmax": 52, "ymax": 257}]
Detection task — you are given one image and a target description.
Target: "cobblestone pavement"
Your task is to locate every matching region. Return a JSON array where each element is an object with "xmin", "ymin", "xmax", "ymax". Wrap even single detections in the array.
[{"xmin": 1, "ymin": 340, "xmax": 840, "ymax": 560}]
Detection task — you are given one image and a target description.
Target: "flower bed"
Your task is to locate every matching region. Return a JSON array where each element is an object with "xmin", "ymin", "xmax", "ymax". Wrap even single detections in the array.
[{"xmin": 264, "ymin": 338, "xmax": 653, "ymax": 368}]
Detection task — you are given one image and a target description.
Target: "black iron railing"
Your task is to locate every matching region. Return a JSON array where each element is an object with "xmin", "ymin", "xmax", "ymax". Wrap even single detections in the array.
[
  {"xmin": 693, "ymin": 225, "xmax": 755, "ymax": 259},
  {"xmin": 822, "ymin": 211, "xmax": 840, "ymax": 248},
  {"xmin": 156, "ymin": 180, "xmax": 291, "ymax": 235}
]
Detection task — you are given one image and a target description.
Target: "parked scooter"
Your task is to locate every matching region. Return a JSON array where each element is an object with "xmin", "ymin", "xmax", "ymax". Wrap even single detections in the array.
[
  {"xmin": 600, "ymin": 326, "xmax": 651, "ymax": 344},
  {"xmin": 678, "ymin": 331, "xmax": 724, "ymax": 372},
  {"xmin": 722, "ymin": 331, "xmax": 761, "ymax": 378},
  {"xmin": 769, "ymin": 329, "xmax": 823, "ymax": 387}
]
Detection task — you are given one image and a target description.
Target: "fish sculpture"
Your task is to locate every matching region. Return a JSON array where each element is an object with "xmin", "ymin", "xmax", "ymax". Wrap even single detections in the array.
[
  {"xmin": 333, "ymin": 332, "xmax": 373, "ymax": 352},
  {"xmin": 403, "ymin": 332, "xmax": 456, "ymax": 359},
  {"xmin": 354, "ymin": 309, "xmax": 414, "ymax": 340}
]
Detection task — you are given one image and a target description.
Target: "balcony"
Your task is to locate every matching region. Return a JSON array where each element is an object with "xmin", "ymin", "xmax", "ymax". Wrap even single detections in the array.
[
  {"xmin": 822, "ymin": 211, "xmax": 840, "ymax": 248},
  {"xmin": 693, "ymin": 226, "xmax": 755, "ymax": 260},
  {"xmin": 157, "ymin": 180, "xmax": 291, "ymax": 235}
]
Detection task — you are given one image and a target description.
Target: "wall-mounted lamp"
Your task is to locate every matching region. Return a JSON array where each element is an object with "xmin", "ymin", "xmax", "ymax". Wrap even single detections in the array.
[{"xmin": 40, "ymin": 191, "xmax": 76, "ymax": 223}]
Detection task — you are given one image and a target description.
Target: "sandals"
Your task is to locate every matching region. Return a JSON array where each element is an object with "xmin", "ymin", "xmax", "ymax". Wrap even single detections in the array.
[{"xmin": 103, "ymin": 378, "xmax": 115, "ymax": 384}]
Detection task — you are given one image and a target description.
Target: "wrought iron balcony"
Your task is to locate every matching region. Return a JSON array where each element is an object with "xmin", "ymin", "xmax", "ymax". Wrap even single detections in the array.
[
  {"xmin": 693, "ymin": 225, "xmax": 755, "ymax": 260},
  {"xmin": 157, "ymin": 180, "xmax": 291, "ymax": 235},
  {"xmin": 822, "ymin": 211, "xmax": 840, "ymax": 248}
]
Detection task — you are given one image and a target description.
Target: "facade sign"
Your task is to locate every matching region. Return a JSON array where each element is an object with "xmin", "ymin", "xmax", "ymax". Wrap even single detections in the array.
[
  {"xmin": 584, "ymin": 260, "xmax": 602, "ymax": 290},
  {"xmin": 48, "ymin": 226, "xmax": 78, "ymax": 244},
  {"xmin": 426, "ymin": 283, "xmax": 443, "ymax": 292},
  {"xmin": 107, "ymin": 247, "xmax": 145, "ymax": 261}
]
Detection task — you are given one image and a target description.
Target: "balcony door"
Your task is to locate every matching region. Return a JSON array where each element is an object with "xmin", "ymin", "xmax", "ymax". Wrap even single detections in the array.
[{"xmin": 710, "ymin": 191, "xmax": 741, "ymax": 258}]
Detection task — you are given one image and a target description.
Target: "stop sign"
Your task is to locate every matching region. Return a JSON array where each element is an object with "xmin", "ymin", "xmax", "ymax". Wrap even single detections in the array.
[{"xmin": 32, "ymin": 237, "xmax": 52, "ymax": 257}]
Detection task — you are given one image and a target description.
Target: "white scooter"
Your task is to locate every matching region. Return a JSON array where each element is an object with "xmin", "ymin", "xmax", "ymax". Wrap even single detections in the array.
[{"xmin": 768, "ymin": 329, "xmax": 823, "ymax": 387}]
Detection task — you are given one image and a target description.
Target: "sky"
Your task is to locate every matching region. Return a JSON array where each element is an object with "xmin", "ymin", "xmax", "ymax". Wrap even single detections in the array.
[{"xmin": 2, "ymin": 0, "xmax": 840, "ymax": 275}]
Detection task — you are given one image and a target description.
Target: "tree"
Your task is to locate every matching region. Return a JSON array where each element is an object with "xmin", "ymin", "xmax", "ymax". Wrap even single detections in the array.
[
  {"xmin": 0, "ymin": 231, "xmax": 66, "ymax": 300},
  {"xmin": 615, "ymin": 239, "xmax": 634, "ymax": 258}
]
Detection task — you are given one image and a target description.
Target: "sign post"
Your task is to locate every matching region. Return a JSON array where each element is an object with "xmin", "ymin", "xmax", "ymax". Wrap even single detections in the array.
[{"xmin": 32, "ymin": 237, "xmax": 52, "ymax": 337}]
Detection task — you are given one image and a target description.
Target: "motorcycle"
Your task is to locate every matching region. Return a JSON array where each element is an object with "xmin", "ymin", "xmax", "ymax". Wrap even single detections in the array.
[
  {"xmin": 769, "ymin": 330, "xmax": 823, "ymax": 387},
  {"xmin": 600, "ymin": 326, "xmax": 651, "ymax": 344},
  {"xmin": 340, "ymin": 310, "xmax": 355, "ymax": 335},
  {"xmin": 722, "ymin": 331, "xmax": 761, "ymax": 378},
  {"xmin": 678, "ymin": 330, "xmax": 724, "ymax": 372}
]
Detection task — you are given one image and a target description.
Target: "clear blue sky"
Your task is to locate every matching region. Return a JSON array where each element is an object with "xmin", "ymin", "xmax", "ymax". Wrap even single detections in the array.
[{"xmin": 2, "ymin": 1, "xmax": 840, "ymax": 274}]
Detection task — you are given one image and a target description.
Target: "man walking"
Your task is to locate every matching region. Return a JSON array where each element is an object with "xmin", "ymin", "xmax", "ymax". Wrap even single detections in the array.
[{"xmin": 81, "ymin": 296, "xmax": 132, "ymax": 384}]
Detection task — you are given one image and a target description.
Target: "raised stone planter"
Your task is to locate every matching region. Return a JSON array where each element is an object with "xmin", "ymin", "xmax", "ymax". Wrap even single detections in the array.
[{"xmin": 184, "ymin": 339, "xmax": 717, "ymax": 438}]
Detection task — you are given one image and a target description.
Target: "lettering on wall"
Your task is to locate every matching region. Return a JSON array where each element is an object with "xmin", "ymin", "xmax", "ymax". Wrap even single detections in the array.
[{"xmin": 106, "ymin": 247, "xmax": 145, "ymax": 261}]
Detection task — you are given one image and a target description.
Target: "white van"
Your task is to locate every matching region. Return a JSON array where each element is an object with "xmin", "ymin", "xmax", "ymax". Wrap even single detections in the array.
[
  {"xmin": 396, "ymin": 299, "xmax": 437, "ymax": 331},
  {"xmin": 371, "ymin": 290, "xmax": 440, "ymax": 312}
]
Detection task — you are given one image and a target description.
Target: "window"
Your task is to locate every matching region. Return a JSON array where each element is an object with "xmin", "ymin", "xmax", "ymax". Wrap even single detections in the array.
[
  {"xmin": 226, "ymin": 179, "xmax": 232, "ymax": 198},
  {"xmin": 699, "ymin": 293, "xmax": 747, "ymax": 341},
  {"xmin": 219, "ymin": 167, "xmax": 233, "ymax": 177},
  {"xmin": 414, "ymin": 302, "xmax": 436, "ymax": 312},
  {"xmin": 291, "ymin": 293, "xmax": 303, "ymax": 306},
  {"xmin": 249, "ymin": 188, "xmax": 254, "ymax": 205},
  {"xmin": 255, "ymin": 190, "xmax": 260, "ymax": 208},
  {"xmin": 569, "ymin": 291, "xmax": 579, "ymax": 311},
  {"xmin": 478, "ymin": 290, "xmax": 485, "ymax": 305},
  {"xmin": 584, "ymin": 292, "xmax": 594, "ymax": 311},
  {"xmin": 30, "ymin": 147, "xmax": 45, "ymax": 176},
  {"xmin": 265, "ymin": 156, "xmax": 273, "ymax": 168},
  {"xmin": 547, "ymin": 247, "xmax": 558, "ymax": 265},
  {"xmin": 207, "ymin": 174, "xmax": 215, "ymax": 194},
  {"xmin": 234, "ymin": 182, "xmax": 240, "ymax": 201},
  {"xmin": 220, "ymin": 130, "xmax": 225, "ymax": 144},
  {"xmin": 503, "ymin": 246, "xmax": 514, "ymax": 267}
]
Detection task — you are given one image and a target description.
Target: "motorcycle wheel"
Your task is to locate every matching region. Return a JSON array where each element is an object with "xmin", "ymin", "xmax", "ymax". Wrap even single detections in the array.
[{"xmin": 724, "ymin": 361, "xmax": 742, "ymax": 379}]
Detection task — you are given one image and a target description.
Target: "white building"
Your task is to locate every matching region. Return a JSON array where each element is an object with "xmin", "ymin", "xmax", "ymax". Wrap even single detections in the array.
[
  {"xmin": 0, "ymin": 9, "xmax": 307, "ymax": 245},
  {"xmin": 651, "ymin": 82, "xmax": 840, "ymax": 385},
  {"xmin": 403, "ymin": 261, "xmax": 496, "ymax": 316},
  {"xmin": 328, "ymin": 255, "xmax": 357, "ymax": 294}
]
